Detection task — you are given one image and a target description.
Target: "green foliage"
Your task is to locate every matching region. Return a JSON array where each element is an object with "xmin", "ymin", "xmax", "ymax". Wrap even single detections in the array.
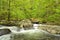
[{"xmin": 0, "ymin": 0, "xmax": 60, "ymax": 25}]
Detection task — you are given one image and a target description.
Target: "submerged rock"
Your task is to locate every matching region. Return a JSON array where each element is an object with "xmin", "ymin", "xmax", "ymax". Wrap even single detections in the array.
[
  {"xmin": 10, "ymin": 29, "xmax": 58, "ymax": 40},
  {"xmin": 0, "ymin": 29, "xmax": 11, "ymax": 36}
]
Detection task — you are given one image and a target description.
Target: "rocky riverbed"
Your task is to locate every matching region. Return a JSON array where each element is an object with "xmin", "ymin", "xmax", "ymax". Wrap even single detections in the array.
[
  {"xmin": 0, "ymin": 24, "xmax": 60, "ymax": 40},
  {"xmin": 0, "ymin": 29, "xmax": 60, "ymax": 40},
  {"xmin": 38, "ymin": 24, "xmax": 60, "ymax": 35}
]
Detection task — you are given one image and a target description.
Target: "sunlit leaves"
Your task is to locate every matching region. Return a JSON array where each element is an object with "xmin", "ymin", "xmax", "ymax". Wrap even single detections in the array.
[{"xmin": 0, "ymin": 0, "xmax": 60, "ymax": 24}]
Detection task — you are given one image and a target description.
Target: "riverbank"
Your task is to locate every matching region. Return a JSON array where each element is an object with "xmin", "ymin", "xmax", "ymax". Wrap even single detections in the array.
[{"xmin": 38, "ymin": 24, "xmax": 60, "ymax": 35}]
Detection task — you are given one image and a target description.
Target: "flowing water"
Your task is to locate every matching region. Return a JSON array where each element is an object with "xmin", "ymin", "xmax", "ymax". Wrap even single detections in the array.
[{"xmin": 0, "ymin": 24, "xmax": 60, "ymax": 40}]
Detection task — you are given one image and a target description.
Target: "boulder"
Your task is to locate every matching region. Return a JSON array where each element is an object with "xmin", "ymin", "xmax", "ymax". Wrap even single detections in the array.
[
  {"xmin": 17, "ymin": 19, "xmax": 33, "ymax": 30},
  {"xmin": 0, "ymin": 29, "xmax": 11, "ymax": 36}
]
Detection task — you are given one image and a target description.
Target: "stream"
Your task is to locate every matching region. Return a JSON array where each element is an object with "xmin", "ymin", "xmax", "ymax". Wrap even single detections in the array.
[{"xmin": 0, "ymin": 24, "xmax": 60, "ymax": 40}]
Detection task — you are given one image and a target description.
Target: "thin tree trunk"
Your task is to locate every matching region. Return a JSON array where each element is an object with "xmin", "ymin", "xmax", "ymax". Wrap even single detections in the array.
[{"xmin": 8, "ymin": 0, "xmax": 10, "ymax": 21}]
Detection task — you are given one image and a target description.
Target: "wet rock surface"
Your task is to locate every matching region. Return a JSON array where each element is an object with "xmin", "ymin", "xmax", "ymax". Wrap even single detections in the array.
[{"xmin": 0, "ymin": 29, "xmax": 11, "ymax": 36}]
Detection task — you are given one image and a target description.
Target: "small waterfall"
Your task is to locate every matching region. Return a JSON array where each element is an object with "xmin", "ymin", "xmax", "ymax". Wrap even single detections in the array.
[
  {"xmin": 17, "ymin": 24, "xmax": 39, "ymax": 33},
  {"xmin": 19, "ymin": 28, "xmax": 25, "ymax": 33},
  {"xmin": 0, "ymin": 24, "xmax": 44, "ymax": 33},
  {"xmin": 20, "ymin": 28, "xmax": 25, "ymax": 31},
  {"xmin": 33, "ymin": 24, "xmax": 39, "ymax": 30}
]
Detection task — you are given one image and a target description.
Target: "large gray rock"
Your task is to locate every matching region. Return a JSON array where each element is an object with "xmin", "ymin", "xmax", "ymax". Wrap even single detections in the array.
[
  {"xmin": 0, "ymin": 29, "xmax": 11, "ymax": 36},
  {"xmin": 17, "ymin": 19, "xmax": 33, "ymax": 30}
]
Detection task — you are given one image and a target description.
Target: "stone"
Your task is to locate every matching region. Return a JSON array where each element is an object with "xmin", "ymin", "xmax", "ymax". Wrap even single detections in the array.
[
  {"xmin": 0, "ymin": 29, "xmax": 11, "ymax": 36},
  {"xmin": 17, "ymin": 19, "xmax": 33, "ymax": 30}
]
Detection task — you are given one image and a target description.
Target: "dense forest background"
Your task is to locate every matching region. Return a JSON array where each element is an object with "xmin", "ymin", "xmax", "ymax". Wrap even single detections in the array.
[{"xmin": 0, "ymin": 0, "xmax": 60, "ymax": 25}]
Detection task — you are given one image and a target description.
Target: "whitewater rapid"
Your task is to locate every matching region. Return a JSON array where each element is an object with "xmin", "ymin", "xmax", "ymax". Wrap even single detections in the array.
[
  {"xmin": 0, "ymin": 24, "xmax": 60, "ymax": 40},
  {"xmin": 0, "ymin": 34, "xmax": 11, "ymax": 40}
]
